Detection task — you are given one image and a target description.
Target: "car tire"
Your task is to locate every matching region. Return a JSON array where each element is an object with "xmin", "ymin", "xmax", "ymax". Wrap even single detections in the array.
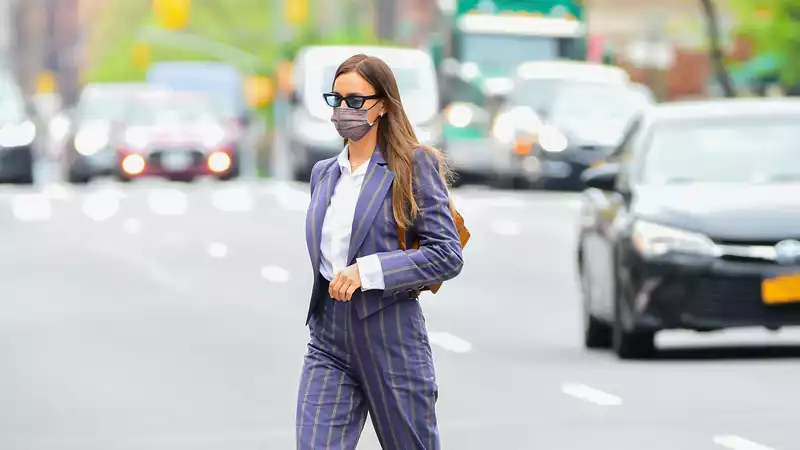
[
  {"xmin": 612, "ymin": 292, "xmax": 656, "ymax": 359},
  {"xmin": 292, "ymin": 164, "xmax": 311, "ymax": 182},
  {"xmin": 581, "ymin": 267, "xmax": 612, "ymax": 349},
  {"xmin": 68, "ymin": 171, "xmax": 91, "ymax": 184}
]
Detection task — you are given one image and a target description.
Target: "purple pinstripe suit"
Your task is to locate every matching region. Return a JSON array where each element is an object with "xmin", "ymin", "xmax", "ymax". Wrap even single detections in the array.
[{"xmin": 297, "ymin": 148, "xmax": 464, "ymax": 450}]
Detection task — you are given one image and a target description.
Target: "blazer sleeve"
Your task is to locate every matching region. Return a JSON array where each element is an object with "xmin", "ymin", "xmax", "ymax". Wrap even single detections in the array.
[{"xmin": 376, "ymin": 149, "xmax": 464, "ymax": 294}]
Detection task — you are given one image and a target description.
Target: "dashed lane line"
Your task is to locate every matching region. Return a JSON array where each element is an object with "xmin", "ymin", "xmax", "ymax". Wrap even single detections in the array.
[
  {"xmin": 11, "ymin": 193, "xmax": 52, "ymax": 222},
  {"xmin": 261, "ymin": 265, "xmax": 291, "ymax": 283},
  {"xmin": 560, "ymin": 382, "xmax": 622, "ymax": 406},
  {"xmin": 207, "ymin": 242, "xmax": 228, "ymax": 258},
  {"xmin": 428, "ymin": 332, "xmax": 473, "ymax": 353},
  {"xmin": 713, "ymin": 435, "xmax": 776, "ymax": 450},
  {"xmin": 489, "ymin": 218, "xmax": 521, "ymax": 236}
]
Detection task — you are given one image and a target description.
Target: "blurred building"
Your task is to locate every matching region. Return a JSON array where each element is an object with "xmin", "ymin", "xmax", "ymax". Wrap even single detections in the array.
[{"xmin": 589, "ymin": 0, "xmax": 739, "ymax": 100}]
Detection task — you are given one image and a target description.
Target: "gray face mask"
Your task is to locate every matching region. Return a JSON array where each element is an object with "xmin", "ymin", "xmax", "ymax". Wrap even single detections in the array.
[{"xmin": 331, "ymin": 107, "xmax": 379, "ymax": 142}]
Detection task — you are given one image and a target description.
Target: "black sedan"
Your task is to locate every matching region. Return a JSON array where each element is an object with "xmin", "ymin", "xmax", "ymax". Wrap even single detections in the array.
[
  {"xmin": 530, "ymin": 82, "xmax": 653, "ymax": 190},
  {"xmin": 577, "ymin": 98, "xmax": 800, "ymax": 359},
  {"xmin": 0, "ymin": 71, "xmax": 37, "ymax": 184}
]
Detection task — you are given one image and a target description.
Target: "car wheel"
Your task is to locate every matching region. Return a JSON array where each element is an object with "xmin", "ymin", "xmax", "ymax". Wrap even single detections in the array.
[
  {"xmin": 612, "ymin": 289, "xmax": 655, "ymax": 359},
  {"xmin": 292, "ymin": 164, "xmax": 311, "ymax": 182},
  {"xmin": 68, "ymin": 171, "xmax": 91, "ymax": 184},
  {"xmin": 581, "ymin": 267, "xmax": 612, "ymax": 349}
]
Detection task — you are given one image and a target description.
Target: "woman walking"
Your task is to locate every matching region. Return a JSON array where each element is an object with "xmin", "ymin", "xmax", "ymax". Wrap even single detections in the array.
[{"xmin": 296, "ymin": 53, "xmax": 464, "ymax": 450}]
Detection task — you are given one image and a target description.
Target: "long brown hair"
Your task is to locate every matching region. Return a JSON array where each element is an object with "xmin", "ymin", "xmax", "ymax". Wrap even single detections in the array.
[{"xmin": 332, "ymin": 54, "xmax": 454, "ymax": 228}]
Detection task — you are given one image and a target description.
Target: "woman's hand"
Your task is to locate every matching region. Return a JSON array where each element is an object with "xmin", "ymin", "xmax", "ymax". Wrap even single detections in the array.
[{"xmin": 329, "ymin": 264, "xmax": 362, "ymax": 301}]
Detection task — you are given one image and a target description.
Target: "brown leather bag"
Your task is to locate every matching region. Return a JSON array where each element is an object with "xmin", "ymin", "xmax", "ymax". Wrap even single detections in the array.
[{"xmin": 396, "ymin": 204, "xmax": 470, "ymax": 294}]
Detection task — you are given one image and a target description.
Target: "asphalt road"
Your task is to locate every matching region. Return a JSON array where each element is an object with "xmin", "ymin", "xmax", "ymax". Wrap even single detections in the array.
[{"xmin": 2, "ymin": 177, "xmax": 799, "ymax": 450}]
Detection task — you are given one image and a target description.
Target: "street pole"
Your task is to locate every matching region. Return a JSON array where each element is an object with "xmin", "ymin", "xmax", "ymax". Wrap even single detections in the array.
[{"xmin": 270, "ymin": 0, "xmax": 293, "ymax": 179}]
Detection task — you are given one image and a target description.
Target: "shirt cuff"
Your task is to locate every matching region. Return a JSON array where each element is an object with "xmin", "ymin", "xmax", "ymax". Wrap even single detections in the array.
[{"xmin": 356, "ymin": 255, "xmax": 385, "ymax": 291}]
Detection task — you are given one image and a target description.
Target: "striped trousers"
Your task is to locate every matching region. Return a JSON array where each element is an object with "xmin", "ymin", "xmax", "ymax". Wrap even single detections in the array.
[{"xmin": 296, "ymin": 294, "xmax": 440, "ymax": 450}]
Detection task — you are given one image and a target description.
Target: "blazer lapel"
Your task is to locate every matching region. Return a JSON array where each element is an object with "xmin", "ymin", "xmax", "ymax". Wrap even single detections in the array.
[
  {"xmin": 347, "ymin": 150, "xmax": 394, "ymax": 264},
  {"xmin": 306, "ymin": 160, "xmax": 341, "ymax": 275}
]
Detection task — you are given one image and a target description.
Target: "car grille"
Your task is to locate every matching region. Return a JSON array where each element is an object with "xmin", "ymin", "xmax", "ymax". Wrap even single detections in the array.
[
  {"xmin": 148, "ymin": 149, "xmax": 204, "ymax": 168},
  {"xmin": 666, "ymin": 276, "xmax": 800, "ymax": 324}
]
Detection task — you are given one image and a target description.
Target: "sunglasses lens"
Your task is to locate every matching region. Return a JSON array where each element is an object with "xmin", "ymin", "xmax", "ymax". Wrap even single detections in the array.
[
  {"xmin": 324, "ymin": 94, "xmax": 340, "ymax": 107},
  {"xmin": 346, "ymin": 98, "xmax": 365, "ymax": 109}
]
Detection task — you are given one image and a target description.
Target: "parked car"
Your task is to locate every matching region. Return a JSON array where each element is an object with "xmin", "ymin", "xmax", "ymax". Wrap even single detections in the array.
[{"xmin": 0, "ymin": 70, "xmax": 38, "ymax": 184}]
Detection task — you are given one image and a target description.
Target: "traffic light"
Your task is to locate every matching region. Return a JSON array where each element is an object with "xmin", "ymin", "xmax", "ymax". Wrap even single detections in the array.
[
  {"xmin": 285, "ymin": 0, "xmax": 308, "ymax": 25},
  {"xmin": 153, "ymin": 0, "xmax": 191, "ymax": 31},
  {"xmin": 245, "ymin": 76, "xmax": 275, "ymax": 107}
]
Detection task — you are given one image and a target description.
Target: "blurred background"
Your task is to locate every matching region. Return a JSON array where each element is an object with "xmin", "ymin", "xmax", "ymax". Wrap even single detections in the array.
[{"xmin": 3, "ymin": 0, "xmax": 800, "ymax": 449}]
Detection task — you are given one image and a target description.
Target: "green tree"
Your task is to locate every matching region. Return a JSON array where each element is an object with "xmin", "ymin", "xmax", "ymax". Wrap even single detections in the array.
[{"xmin": 728, "ymin": 0, "xmax": 800, "ymax": 90}]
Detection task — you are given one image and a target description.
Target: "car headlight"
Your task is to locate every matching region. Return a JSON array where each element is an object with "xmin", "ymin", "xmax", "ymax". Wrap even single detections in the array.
[
  {"xmin": 0, "ymin": 121, "xmax": 36, "ymax": 147},
  {"xmin": 632, "ymin": 220, "xmax": 721, "ymax": 257},
  {"xmin": 75, "ymin": 128, "xmax": 110, "ymax": 156},
  {"xmin": 491, "ymin": 114, "xmax": 516, "ymax": 144},
  {"xmin": 492, "ymin": 106, "xmax": 542, "ymax": 144},
  {"xmin": 538, "ymin": 125, "xmax": 568, "ymax": 152},
  {"xmin": 445, "ymin": 103, "xmax": 474, "ymax": 128}
]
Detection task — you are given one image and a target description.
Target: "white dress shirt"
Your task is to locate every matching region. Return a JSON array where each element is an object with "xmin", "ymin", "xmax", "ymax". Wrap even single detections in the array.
[{"xmin": 319, "ymin": 147, "xmax": 385, "ymax": 290}]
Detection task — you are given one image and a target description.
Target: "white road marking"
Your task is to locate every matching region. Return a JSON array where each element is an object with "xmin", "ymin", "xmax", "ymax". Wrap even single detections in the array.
[
  {"xmin": 561, "ymin": 383, "xmax": 622, "ymax": 406},
  {"xmin": 487, "ymin": 196, "xmax": 525, "ymax": 208},
  {"xmin": 207, "ymin": 242, "xmax": 228, "ymax": 258},
  {"xmin": 427, "ymin": 332, "xmax": 472, "ymax": 353},
  {"xmin": 82, "ymin": 191, "xmax": 120, "ymax": 221},
  {"xmin": 713, "ymin": 435, "xmax": 776, "ymax": 450},
  {"xmin": 148, "ymin": 188, "xmax": 188, "ymax": 215},
  {"xmin": 42, "ymin": 182, "xmax": 72, "ymax": 200},
  {"xmin": 266, "ymin": 181, "xmax": 310, "ymax": 211},
  {"xmin": 489, "ymin": 219, "xmax": 521, "ymax": 236},
  {"xmin": 211, "ymin": 185, "xmax": 254, "ymax": 212},
  {"xmin": 11, "ymin": 194, "xmax": 52, "ymax": 222},
  {"xmin": 260, "ymin": 265, "xmax": 291, "ymax": 283},
  {"xmin": 122, "ymin": 218, "xmax": 142, "ymax": 234}
]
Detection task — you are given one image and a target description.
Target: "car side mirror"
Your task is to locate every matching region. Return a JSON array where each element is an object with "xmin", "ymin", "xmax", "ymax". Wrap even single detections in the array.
[{"xmin": 581, "ymin": 162, "xmax": 620, "ymax": 191}]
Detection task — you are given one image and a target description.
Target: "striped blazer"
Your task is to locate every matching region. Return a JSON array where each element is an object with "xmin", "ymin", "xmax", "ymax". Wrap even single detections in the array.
[{"xmin": 304, "ymin": 147, "xmax": 464, "ymax": 324}]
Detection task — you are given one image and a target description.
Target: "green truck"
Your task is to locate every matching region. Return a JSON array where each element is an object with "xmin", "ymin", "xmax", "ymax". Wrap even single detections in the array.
[
  {"xmin": 432, "ymin": 0, "xmax": 586, "ymax": 105},
  {"xmin": 430, "ymin": 0, "xmax": 588, "ymax": 179}
]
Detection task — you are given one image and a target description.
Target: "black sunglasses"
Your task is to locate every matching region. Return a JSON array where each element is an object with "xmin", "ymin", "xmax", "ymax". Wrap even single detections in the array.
[{"xmin": 323, "ymin": 92, "xmax": 381, "ymax": 109}]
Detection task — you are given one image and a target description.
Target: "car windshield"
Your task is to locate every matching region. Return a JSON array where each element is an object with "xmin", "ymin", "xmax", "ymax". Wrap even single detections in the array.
[
  {"xmin": 547, "ymin": 85, "xmax": 649, "ymax": 139},
  {"xmin": 78, "ymin": 91, "xmax": 133, "ymax": 122},
  {"xmin": 512, "ymin": 78, "xmax": 626, "ymax": 115},
  {"xmin": 460, "ymin": 33, "xmax": 560, "ymax": 73},
  {"xmin": 127, "ymin": 98, "xmax": 219, "ymax": 126},
  {"xmin": 0, "ymin": 74, "xmax": 25, "ymax": 121},
  {"xmin": 641, "ymin": 118, "xmax": 800, "ymax": 184}
]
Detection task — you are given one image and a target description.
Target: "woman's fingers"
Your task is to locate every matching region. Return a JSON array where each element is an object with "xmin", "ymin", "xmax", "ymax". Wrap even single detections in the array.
[{"xmin": 345, "ymin": 283, "xmax": 358, "ymax": 301}]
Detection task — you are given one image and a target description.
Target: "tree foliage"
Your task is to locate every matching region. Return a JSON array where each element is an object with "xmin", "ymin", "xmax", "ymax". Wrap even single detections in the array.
[
  {"xmin": 728, "ymin": 0, "xmax": 800, "ymax": 86},
  {"xmin": 84, "ymin": 0, "xmax": 399, "ymax": 86}
]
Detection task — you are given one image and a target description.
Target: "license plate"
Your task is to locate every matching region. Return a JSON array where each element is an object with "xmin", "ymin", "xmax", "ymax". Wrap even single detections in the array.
[
  {"xmin": 762, "ymin": 273, "xmax": 800, "ymax": 304},
  {"xmin": 161, "ymin": 151, "xmax": 191, "ymax": 171}
]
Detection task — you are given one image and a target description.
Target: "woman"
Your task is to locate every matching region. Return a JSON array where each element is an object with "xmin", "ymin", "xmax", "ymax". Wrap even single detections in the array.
[{"xmin": 296, "ymin": 54, "xmax": 464, "ymax": 450}]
